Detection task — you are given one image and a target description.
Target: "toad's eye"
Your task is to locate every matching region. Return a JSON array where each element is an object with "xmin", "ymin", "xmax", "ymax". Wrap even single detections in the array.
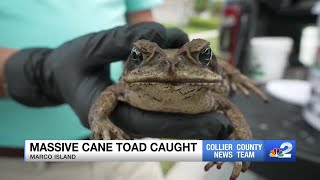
[
  {"xmin": 198, "ymin": 47, "xmax": 212, "ymax": 66},
  {"xmin": 131, "ymin": 47, "xmax": 143, "ymax": 65}
]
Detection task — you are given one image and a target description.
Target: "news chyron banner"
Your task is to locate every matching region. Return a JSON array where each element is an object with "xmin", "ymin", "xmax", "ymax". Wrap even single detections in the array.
[{"xmin": 24, "ymin": 140, "xmax": 296, "ymax": 162}]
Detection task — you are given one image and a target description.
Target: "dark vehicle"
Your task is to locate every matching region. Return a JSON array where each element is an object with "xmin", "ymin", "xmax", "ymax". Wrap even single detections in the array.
[{"xmin": 219, "ymin": 0, "xmax": 318, "ymax": 75}]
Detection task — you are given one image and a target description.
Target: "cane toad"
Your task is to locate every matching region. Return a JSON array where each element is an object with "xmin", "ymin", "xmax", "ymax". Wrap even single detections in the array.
[{"xmin": 88, "ymin": 39, "xmax": 268, "ymax": 180}]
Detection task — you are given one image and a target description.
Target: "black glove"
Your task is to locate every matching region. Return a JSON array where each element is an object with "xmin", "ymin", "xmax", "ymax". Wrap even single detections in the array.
[
  {"xmin": 163, "ymin": 27, "xmax": 189, "ymax": 48},
  {"xmin": 4, "ymin": 22, "xmax": 233, "ymax": 140},
  {"xmin": 111, "ymin": 102, "xmax": 233, "ymax": 140}
]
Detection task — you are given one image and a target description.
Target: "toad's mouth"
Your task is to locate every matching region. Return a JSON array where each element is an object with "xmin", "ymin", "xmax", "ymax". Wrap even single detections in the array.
[{"xmin": 127, "ymin": 79, "xmax": 220, "ymax": 86}]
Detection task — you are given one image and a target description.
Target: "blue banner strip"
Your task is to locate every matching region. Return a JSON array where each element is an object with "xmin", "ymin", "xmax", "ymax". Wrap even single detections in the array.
[{"xmin": 202, "ymin": 140, "xmax": 296, "ymax": 162}]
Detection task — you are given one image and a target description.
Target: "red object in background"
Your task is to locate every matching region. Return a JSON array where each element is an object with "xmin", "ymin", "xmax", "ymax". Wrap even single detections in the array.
[
  {"xmin": 219, "ymin": 0, "xmax": 318, "ymax": 73},
  {"xmin": 219, "ymin": 4, "xmax": 241, "ymax": 65}
]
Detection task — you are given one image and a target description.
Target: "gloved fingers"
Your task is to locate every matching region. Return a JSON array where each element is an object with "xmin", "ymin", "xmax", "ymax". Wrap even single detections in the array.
[
  {"xmin": 82, "ymin": 22, "xmax": 167, "ymax": 68},
  {"xmin": 162, "ymin": 28, "xmax": 189, "ymax": 48},
  {"xmin": 68, "ymin": 74, "xmax": 112, "ymax": 128},
  {"xmin": 110, "ymin": 102, "xmax": 233, "ymax": 140},
  {"xmin": 4, "ymin": 48, "xmax": 63, "ymax": 106}
]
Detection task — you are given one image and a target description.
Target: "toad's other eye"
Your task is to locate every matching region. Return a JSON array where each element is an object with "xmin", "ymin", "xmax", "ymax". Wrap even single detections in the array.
[
  {"xmin": 131, "ymin": 47, "xmax": 143, "ymax": 65},
  {"xmin": 198, "ymin": 47, "xmax": 212, "ymax": 66}
]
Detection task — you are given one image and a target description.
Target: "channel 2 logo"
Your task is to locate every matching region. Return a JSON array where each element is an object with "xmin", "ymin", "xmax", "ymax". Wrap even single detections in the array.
[
  {"xmin": 269, "ymin": 142, "xmax": 292, "ymax": 158},
  {"xmin": 265, "ymin": 140, "xmax": 296, "ymax": 162}
]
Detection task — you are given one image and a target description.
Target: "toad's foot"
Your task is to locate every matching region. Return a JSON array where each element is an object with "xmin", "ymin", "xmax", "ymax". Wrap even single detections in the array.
[
  {"xmin": 203, "ymin": 133, "xmax": 250, "ymax": 180},
  {"xmin": 206, "ymin": 93, "xmax": 252, "ymax": 179},
  {"xmin": 230, "ymin": 72, "xmax": 268, "ymax": 103},
  {"xmin": 90, "ymin": 117, "xmax": 131, "ymax": 140},
  {"xmin": 218, "ymin": 60, "xmax": 268, "ymax": 102},
  {"xmin": 89, "ymin": 85, "xmax": 131, "ymax": 140},
  {"xmin": 204, "ymin": 161, "xmax": 250, "ymax": 180}
]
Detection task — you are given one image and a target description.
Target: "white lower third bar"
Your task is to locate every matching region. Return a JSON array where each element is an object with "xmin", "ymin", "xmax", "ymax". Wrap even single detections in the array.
[{"xmin": 24, "ymin": 140, "xmax": 203, "ymax": 161}]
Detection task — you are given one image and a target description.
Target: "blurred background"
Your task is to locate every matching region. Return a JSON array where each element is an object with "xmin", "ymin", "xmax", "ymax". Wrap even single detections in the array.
[{"xmin": 151, "ymin": 0, "xmax": 320, "ymax": 180}]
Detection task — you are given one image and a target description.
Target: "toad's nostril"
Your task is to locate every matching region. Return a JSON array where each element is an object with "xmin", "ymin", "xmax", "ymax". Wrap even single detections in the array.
[
  {"xmin": 167, "ymin": 59, "xmax": 181, "ymax": 75},
  {"xmin": 173, "ymin": 60, "xmax": 180, "ymax": 67},
  {"xmin": 168, "ymin": 61, "xmax": 175, "ymax": 75}
]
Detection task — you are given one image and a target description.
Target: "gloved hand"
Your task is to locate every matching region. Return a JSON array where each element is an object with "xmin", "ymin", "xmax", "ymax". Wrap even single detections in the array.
[
  {"xmin": 4, "ymin": 22, "xmax": 233, "ymax": 140},
  {"xmin": 111, "ymin": 102, "xmax": 233, "ymax": 140}
]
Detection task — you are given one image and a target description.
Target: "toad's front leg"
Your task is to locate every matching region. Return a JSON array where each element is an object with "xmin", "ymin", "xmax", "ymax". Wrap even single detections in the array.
[
  {"xmin": 212, "ymin": 93, "xmax": 252, "ymax": 140},
  {"xmin": 205, "ymin": 93, "xmax": 252, "ymax": 180},
  {"xmin": 88, "ymin": 85, "xmax": 130, "ymax": 140}
]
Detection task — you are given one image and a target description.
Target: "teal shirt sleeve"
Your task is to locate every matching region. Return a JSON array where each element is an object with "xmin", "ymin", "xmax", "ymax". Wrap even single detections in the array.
[
  {"xmin": 125, "ymin": 0, "xmax": 163, "ymax": 12},
  {"xmin": 0, "ymin": 0, "xmax": 129, "ymax": 148}
]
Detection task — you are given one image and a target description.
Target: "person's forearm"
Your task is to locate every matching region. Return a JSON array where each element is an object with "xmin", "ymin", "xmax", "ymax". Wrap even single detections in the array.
[
  {"xmin": 126, "ymin": 10, "xmax": 154, "ymax": 24},
  {"xmin": 0, "ymin": 48, "xmax": 17, "ymax": 97}
]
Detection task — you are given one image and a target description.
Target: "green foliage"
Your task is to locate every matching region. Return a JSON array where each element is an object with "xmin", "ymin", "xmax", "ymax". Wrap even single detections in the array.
[
  {"xmin": 188, "ymin": 16, "xmax": 221, "ymax": 29},
  {"xmin": 164, "ymin": 23, "xmax": 215, "ymax": 34},
  {"xmin": 161, "ymin": 161, "xmax": 175, "ymax": 175},
  {"xmin": 207, "ymin": 36, "xmax": 219, "ymax": 55},
  {"xmin": 210, "ymin": 0, "xmax": 224, "ymax": 16},
  {"xmin": 194, "ymin": 0, "xmax": 208, "ymax": 13}
]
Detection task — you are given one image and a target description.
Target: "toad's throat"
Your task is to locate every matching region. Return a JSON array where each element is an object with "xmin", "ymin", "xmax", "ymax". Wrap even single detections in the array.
[{"xmin": 123, "ymin": 81, "xmax": 216, "ymax": 114}]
